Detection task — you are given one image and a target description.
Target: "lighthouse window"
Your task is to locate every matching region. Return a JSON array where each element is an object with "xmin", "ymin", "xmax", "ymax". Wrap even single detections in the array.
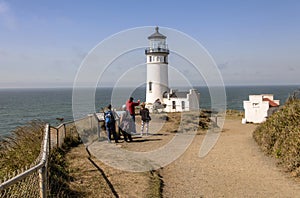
[
  {"xmin": 182, "ymin": 101, "xmax": 185, "ymax": 110},
  {"xmin": 172, "ymin": 101, "xmax": 176, "ymax": 109},
  {"xmin": 149, "ymin": 82, "xmax": 152, "ymax": 92},
  {"xmin": 149, "ymin": 56, "xmax": 152, "ymax": 62}
]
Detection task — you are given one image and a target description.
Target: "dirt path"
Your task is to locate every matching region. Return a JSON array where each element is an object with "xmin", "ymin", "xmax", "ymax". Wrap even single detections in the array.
[
  {"xmin": 67, "ymin": 115, "xmax": 300, "ymax": 197},
  {"xmin": 66, "ymin": 143, "xmax": 160, "ymax": 198},
  {"xmin": 161, "ymin": 118, "xmax": 300, "ymax": 197}
]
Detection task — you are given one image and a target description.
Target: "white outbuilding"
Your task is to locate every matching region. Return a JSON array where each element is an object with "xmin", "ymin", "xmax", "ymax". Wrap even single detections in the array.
[
  {"xmin": 145, "ymin": 27, "xmax": 200, "ymax": 113},
  {"xmin": 243, "ymin": 94, "xmax": 280, "ymax": 123}
]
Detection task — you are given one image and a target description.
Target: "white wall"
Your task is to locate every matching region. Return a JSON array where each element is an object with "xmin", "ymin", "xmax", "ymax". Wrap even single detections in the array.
[
  {"xmin": 146, "ymin": 59, "xmax": 169, "ymax": 104},
  {"xmin": 162, "ymin": 89, "xmax": 200, "ymax": 112},
  {"xmin": 164, "ymin": 97, "xmax": 189, "ymax": 112},
  {"xmin": 244, "ymin": 95, "xmax": 270, "ymax": 123}
]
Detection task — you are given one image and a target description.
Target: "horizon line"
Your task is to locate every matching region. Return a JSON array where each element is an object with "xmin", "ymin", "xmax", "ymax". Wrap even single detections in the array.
[{"xmin": 0, "ymin": 84, "xmax": 299, "ymax": 89}]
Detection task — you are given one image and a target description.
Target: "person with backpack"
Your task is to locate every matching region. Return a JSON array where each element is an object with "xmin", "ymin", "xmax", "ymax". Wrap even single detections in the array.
[{"xmin": 104, "ymin": 104, "xmax": 118, "ymax": 143}]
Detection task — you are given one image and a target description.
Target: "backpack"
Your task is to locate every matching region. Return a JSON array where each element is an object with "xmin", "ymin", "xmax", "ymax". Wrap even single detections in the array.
[{"xmin": 104, "ymin": 110, "xmax": 115, "ymax": 124}]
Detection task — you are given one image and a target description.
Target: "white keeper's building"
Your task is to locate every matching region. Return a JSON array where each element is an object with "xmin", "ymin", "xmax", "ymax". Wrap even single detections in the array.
[
  {"xmin": 145, "ymin": 27, "xmax": 200, "ymax": 113},
  {"xmin": 243, "ymin": 94, "xmax": 280, "ymax": 123}
]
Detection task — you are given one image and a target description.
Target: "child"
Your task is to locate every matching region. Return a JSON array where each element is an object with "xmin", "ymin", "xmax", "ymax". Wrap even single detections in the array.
[{"xmin": 140, "ymin": 102, "xmax": 151, "ymax": 136}]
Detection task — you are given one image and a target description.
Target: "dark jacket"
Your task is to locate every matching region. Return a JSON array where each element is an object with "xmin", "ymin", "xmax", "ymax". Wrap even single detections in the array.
[{"xmin": 140, "ymin": 108, "xmax": 151, "ymax": 122}]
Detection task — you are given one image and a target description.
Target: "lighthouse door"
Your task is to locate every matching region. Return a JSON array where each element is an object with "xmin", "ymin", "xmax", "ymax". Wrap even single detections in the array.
[{"xmin": 172, "ymin": 101, "xmax": 176, "ymax": 110}]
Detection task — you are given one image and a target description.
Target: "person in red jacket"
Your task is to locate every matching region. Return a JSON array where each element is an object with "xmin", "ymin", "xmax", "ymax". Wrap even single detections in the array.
[
  {"xmin": 126, "ymin": 97, "xmax": 140, "ymax": 133},
  {"xmin": 126, "ymin": 97, "xmax": 140, "ymax": 121}
]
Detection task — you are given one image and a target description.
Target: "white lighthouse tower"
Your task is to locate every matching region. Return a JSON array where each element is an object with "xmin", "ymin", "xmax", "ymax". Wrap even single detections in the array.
[
  {"xmin": 145, "ymin": 27, "xmax": 169, "ymax": 107},
  {"xmin": 145, "ymin": 27, "xmax": 200, "ymax": 113}
]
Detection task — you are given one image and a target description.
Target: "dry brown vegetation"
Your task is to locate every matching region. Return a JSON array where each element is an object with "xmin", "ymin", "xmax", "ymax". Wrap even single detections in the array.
[
  {"xmin": 253, "ymin": 98, "xmax": 300, "ymax": 177},
  {"xmin": 225, "ymin": 109, "xmax": 244, "ymax": 119},
  {"xmin": 0, "ymin": 121, "xmax": 44, "ymax": 179}
]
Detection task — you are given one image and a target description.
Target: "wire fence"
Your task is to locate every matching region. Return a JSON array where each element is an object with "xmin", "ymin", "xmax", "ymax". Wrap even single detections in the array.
[
  {"xmin": 0, "ymin": 123, "xmax": 50, "ymax": 197},
  {"xmin": 0, "ymin": 113, "xmax": 104, "ymax": 197}
]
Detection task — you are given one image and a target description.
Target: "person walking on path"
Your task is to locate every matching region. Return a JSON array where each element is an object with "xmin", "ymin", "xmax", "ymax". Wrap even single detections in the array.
[
  {"xmin": 126, "ymin": 97, "xmax": 140, "ymax": 133},
  {"xmin": 140, "ymin": 102, "xmax": 151, "ymax": 136},
  {"xmin": 104, "ymin": 104, "xmax": 118, "ymax": 143}
]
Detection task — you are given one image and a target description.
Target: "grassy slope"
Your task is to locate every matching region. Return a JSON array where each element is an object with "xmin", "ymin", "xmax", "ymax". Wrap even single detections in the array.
[
  {"xmin": 253, "ymin": 99, "xmax": 300, "ymax": 177},
  {"xmin": 0, "ymin": 121, "xmax": 44, "ymax": 179}
]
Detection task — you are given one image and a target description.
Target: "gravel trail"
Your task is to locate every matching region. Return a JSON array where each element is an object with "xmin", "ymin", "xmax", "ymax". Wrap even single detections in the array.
[{"xmin": 161, "ymin": 119, "xmax": 300, "ymax": 197}]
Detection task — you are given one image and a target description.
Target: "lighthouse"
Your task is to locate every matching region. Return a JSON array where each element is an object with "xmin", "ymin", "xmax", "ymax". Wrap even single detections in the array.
[
  {"xmin": 145, "ymin": 27, "xmax": 200, "ymax": 113},
  {"xmin": 145, "ymin": 27, "xmax": 169, "ymax": 106}
]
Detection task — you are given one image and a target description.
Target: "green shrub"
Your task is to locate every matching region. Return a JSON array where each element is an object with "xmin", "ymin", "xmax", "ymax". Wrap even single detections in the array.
[{"xmin": 253, "ymin": 98, "xmax": 300, "ymax": 176}]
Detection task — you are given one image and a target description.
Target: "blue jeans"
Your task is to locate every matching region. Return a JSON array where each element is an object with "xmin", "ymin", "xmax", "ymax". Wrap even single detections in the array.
[{"xmin": 105, "ymin": 122, "xmax": 118, "ymax": 143}]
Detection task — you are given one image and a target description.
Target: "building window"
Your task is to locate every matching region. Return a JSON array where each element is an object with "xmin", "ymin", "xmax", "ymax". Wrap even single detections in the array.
[
  {"xmin": 149, "ymin": 56, "xmax": 152, "ymax": 62},
  {"xmin": 149, "ymin": 82, "xmax": 152, "ymax": 92},
  {"xmin": 172, "ymin": 101, "xmax": 176, "ymax": 109},
  {"xmin": 182, "ymin": 101, "xmax": 185, "ymax": 110},
  {"xmin": 252, "ymin": 102, "xmax": 259, "ymax": 108}
]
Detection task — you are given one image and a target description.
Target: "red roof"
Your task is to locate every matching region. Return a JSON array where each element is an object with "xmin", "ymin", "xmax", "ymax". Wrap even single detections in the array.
[{"xmin": 263, "ymin": 98, "xmax": 279, "ymax": 107}]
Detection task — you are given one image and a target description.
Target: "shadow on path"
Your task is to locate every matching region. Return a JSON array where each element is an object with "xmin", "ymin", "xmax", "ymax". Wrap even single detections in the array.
[
  {"xmin": 131, "ymin": 138, "xmax": 162, "ymax": 143},
  {"xmin": 85, "ymin": 147, "xmax": 119, "ymax": 198}
]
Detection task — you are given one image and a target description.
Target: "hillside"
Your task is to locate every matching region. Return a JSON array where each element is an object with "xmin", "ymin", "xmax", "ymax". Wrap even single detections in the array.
[{"xmin": 253, "ymin": 98, "xmax": 300, "ymax": 177}]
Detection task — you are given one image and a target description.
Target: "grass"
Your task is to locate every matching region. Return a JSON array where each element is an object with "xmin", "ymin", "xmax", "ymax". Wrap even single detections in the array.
[
  {"xmin": 226, "ymin": 109, "xmax": 244, "ymax": 119},
  {"xmin": 48, "ymin": 135, "xmax": 82, "ymax": 197},
  {"xmin": 146, "ymin": 170, "xmax": 163, "ymax": 198},
  {"xmin": 0, "ymin": 120, "xmax": 83, "ymax": 197},
  {"xmin": 253, "ymin": 97, "xmax": 300, "ymax": 177},
  {"xmin": 0, "ymin": 120, "xmax": 44, "ymax": 179}
]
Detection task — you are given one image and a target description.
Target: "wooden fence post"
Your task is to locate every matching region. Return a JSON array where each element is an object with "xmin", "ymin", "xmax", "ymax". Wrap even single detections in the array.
[{"xmin": 39, "ymin": 165, "xmax": 47, "ymax": 198}]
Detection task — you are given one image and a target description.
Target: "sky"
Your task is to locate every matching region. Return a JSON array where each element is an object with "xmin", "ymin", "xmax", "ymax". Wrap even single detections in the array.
[{"xmin": 0, "ymin": 0, "xmax": 299, "ymax": 88}]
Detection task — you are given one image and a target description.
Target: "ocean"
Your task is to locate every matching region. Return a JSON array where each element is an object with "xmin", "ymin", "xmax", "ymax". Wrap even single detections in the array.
[{"xmin": 0, "ymin": 85, "xmax": 299, "ymax": 137}]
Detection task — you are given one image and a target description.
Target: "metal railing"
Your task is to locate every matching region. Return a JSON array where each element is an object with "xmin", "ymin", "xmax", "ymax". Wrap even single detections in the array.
[
  {"xmin": 145, "ymin": 47, "xmax": 169, "ymax": 54},
  {"xmin": 0, "ymin": 113, "xmax": 104, "ymax": 197}
]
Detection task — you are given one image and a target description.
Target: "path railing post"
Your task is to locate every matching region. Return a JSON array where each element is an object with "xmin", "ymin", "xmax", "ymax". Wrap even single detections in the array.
[{"xmin": 39, "ymin": 166, "xmax": 47, "ymax": 198}]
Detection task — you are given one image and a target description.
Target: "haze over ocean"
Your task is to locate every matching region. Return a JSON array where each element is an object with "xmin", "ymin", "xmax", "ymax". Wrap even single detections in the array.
[{"xmin": 0, "ymin": 85, "xmax": 298, "ymax": 137}]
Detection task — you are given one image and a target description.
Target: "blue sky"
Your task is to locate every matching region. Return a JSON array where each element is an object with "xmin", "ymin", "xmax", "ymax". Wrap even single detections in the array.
[{"xmin": 0, "ymin": 0, "xmax": 299, "ymax": 88}]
